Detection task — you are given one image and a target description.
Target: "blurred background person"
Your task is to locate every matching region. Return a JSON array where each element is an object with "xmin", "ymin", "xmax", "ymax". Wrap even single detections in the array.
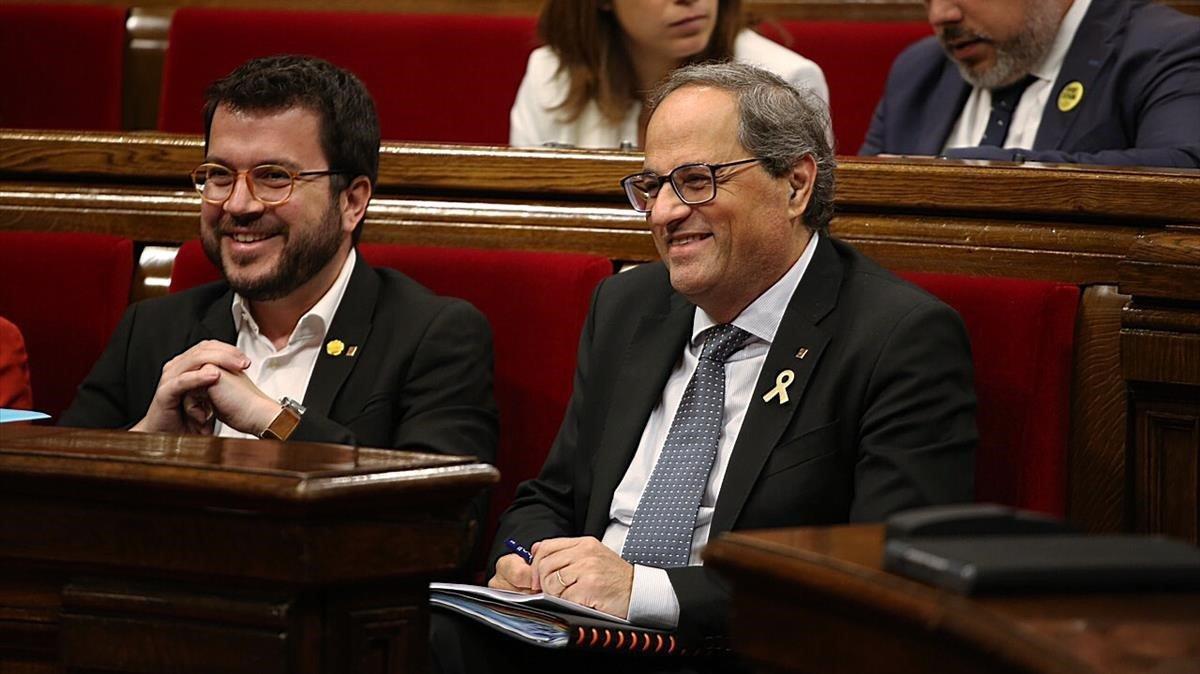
[
  {"xmin": 0, "ymin": 316, "xmax": 34, "ymax": 409},
  {"xmin": 510, "ymin": 0, "xmax": 829, "ymax": 150}
]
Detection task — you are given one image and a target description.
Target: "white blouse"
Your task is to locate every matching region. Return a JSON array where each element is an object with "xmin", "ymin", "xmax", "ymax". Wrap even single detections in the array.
[{"xmin": 509, "ymin": 29, "xmax": 830, "ymax": 149}]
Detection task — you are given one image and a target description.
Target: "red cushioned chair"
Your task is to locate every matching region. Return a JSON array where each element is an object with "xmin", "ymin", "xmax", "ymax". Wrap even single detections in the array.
[
  {"xmin": 158, "ymin": 9, "xmax": 537, "ymax": 144},
  {"xmin": 0, "ymin": 4, "xmax": 126, "ymax": 131},
  {"xmin": 758, "ymin": 21, "xmax": 931, "ymax": 154},
  {"xmin": 0, "ymin": 232, "xmax": 134, "ymax": 420},
  {"xmin": 900, "ymin": 272, "xmax": 1079, "ymax": 517},
  {"xmin": 170, "ymin": 240, "xmax": 612, "ymax": 544}
]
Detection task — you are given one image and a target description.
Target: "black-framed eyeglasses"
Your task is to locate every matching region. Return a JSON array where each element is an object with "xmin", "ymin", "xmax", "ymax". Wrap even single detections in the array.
[
  {"xmin": 190, "ymin": 163, "xmax": 351, "ymax": 206},
  {"xmin": 620, "ymin": 157, "xmax": 761, "ymax": 213}
]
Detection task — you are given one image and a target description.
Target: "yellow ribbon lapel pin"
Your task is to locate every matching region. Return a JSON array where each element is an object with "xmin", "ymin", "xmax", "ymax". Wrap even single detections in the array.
[{"xmin": 763, "ymin": 369, "xmax": 796, "ymax": 405}]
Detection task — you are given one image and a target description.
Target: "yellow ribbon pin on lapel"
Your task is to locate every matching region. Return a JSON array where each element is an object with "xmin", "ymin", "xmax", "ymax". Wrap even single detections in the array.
[{"xmin": 763, "ymin": 370, "xmax": 795, "ymax": 405}]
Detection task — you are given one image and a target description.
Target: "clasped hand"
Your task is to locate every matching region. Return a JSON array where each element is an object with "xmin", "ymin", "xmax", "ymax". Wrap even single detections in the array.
[
  {"xmin": 130, "ymin": 340, "xmax": 279, "ymax": 436},
  {"xmin": 488, "ymin": 536, "xmax": 633, "ymax": 619}
]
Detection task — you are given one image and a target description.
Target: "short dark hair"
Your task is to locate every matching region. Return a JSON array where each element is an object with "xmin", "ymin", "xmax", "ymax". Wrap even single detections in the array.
[
  {"xmin": 203, "ymin": 55, "xmax": 380, "ymax": 241},
  {"xmin": 646, "ymin": 62, "xmax": 836, "ymax": 232}
]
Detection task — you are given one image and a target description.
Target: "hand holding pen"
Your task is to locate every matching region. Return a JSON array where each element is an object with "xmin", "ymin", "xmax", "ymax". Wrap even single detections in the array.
[
  {"xmin": 487, "ymin": 538, "xmax": 537, "ymax": 592},
  {"xmin": 505, "ymin": 538, "xmax": 534, "ymax": 564}
]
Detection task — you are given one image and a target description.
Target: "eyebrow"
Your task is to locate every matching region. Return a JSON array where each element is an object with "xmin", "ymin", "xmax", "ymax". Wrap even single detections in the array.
[{"xmin": 202, "ymin": 156, "xmax": 304, "ymax": 171}]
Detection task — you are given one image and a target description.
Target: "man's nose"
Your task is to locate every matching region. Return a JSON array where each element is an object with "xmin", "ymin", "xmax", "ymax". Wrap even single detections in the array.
[
  {"xmin": 926, "ymin": 0, "xmax": 963, "ymax": 26},
  {"xmin": 223, "ymin": 173, "xmax": 266, "ymax": 217},
  {"xmin": 648, "ymin": 183, "xmax": 692, "ymax": 231}
]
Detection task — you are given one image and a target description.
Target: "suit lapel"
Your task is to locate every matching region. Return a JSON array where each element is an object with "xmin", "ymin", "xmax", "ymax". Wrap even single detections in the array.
[
  {"xmin": 1034, "ymin": 0, "xmax": 1124, "ymax": 150},
  {"xmin": 919, "ymin": 67, "xmax": 973, "ymax": 154},
  {"xmin": 302, "ymin": 254, "xmax": 377, "ymax": 418},
  {"xmin": 710, "ymin": 235, "xmax": 842, "ymax": 535},
  {"xmin": 197, "ymin": 287, "xmax": 237, "ymax": 343},
  {"xmin": 584, "ymin": 293, "xmax": 693, "ymax": 536}
]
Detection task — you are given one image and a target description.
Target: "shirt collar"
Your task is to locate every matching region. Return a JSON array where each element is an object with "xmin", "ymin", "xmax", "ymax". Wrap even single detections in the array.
[
  {"xmin": 1031, "ymin": 0, "xmax": 1092, "ymax": 83},
  {"xmin": 231, "ymin": 247, "xmax": 358, "ymax": 348},
  {"xmin": 691, "ymin": 230, "xmax": 820, "ymax": 347}
]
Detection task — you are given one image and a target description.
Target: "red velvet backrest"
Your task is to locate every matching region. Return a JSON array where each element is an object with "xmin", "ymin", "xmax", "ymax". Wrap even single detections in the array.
[
  {"xmin": 758, "ymin": 21, "xmax": 931, "ymax": 154},
  {"xmin": 158, "ymin": 8, "xmax": 537, "ymax": 144},
  {"xmin": 0, "ymin": 232, "xmax": 133, "ymax": 419},
  {"xmin": 0, "ymin": 4, "xmax": 126, "ymax": 131},
  {"xmin": 899, "ymin": 272, "xmax": 1079, "ymax": 516},
  {"xmin": 169, "ymin": 240, "xmax": 611, "ymax": 540}
]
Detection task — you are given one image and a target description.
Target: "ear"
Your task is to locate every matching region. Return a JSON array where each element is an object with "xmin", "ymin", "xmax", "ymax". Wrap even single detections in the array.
[
  {"xmin": 339, "ymin": 175, "xmax": 372, "ymax": 235},
  {"xmin": 786, "ymin": 155, "xmax": 818, "ymax": 223}
]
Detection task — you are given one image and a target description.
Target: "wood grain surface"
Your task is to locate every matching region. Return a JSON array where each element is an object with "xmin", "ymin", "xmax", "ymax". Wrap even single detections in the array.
[{"xmin": 705, "ymin": 525, "xmax": 1200, "ymax": 674}]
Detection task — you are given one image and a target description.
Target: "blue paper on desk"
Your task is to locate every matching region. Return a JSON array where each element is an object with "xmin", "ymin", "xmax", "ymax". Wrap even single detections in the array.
[{"xmin": 0, "ymin": 409, "xmax": 50, "ymax": 423}]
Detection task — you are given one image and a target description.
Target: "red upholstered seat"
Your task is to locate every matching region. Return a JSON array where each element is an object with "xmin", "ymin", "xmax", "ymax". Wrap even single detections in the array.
[
  {"xmin": 0, "ymin": 4, "xmax": 126, "ymax": 131},
  {"xmin": 758, "ymin": 21, "xmax": 931, "ymax": 154},
  {"xmin": 158, "ymin": 8, "xmax": 537, "ymax": 144},
  {"xmin": 900, "ymin": 272, "xmax": 1079, "ymax": 516},
  {"xmin": 170, "ymin": 240, "xmax": 611, "ymax": 541},
  {"xmin": 0, "ymin": 232, "xmax": 133, "ymax": 419}
]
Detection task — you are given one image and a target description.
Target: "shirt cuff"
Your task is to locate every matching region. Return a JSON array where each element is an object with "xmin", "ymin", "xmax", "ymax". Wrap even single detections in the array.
[{"xmin": 625, "ymin": 564, "xmax": 680, "ymax": 629}]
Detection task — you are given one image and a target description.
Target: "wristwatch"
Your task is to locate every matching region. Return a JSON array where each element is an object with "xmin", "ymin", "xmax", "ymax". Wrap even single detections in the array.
[{"xmin": 260, "ymin": 396, "xmax": 306, "ymax": 441}]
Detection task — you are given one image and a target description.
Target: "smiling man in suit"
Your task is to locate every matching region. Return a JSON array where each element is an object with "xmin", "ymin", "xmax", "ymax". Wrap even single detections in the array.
[
  {"xmin": 61, "ymin": 56, "xmax": 497, "ymax": 477},
  {"xmin": 431, "ymin": 62, "xmax": 976, "ymax": 674},
  {"xmin": 861, "ymin": 0, "xmax": 1200, "ymax": 168}
]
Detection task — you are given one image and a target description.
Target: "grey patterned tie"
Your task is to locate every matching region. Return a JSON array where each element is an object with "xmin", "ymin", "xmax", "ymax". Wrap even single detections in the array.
[{"xmin": 622, "ymin": 324, "xmax": 751, "ymax": 568}]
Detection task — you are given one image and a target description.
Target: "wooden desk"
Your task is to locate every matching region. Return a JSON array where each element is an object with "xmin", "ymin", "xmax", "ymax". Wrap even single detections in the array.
[
  {"xmin": 704, "ymin": 525, "xmax": 1200, "ymax": 674},
  {"xmin": 0, "ymin": 425, "xmax": 497, "ymax": 674}
]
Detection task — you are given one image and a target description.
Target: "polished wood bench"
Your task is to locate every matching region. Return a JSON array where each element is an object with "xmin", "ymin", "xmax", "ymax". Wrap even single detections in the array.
[
  {"xmin": 1, "ymin": 131, "xmax": 1198, "ymax": 548},
  {"xmin": 703, "ymin": 524, "xmax": 1200, "ymax": 674},
  {"xmin": 0, "ymin": 425, "xmax": 497, "ymax": 673}
]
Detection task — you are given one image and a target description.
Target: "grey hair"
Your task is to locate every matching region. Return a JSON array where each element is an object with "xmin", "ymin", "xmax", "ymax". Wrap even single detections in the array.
[{"xmin": 646, "ymin": 61, "xmax": 836, "ymax": 232}]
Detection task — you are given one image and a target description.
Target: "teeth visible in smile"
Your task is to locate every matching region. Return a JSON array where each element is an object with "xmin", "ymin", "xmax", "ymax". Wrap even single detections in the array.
[
  {"xmin": 230, "ymin": 233, "xmax": 272, "ymax": 243},
  {"xmin": 671, "ymin": 234, "xmax": 707, "ymax": 246}
]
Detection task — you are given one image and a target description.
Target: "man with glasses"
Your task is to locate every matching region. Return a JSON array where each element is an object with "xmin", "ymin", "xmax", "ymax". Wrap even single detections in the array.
[
  {"xmin": 61, "ymin": 56, "xmax": 497, "ymax": 474},
  {"xmin": 432, "ymin": 62, "xmax": 975, "ymax": 673}
]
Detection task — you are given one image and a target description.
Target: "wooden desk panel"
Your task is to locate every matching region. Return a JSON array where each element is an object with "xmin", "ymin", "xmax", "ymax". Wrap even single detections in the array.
[
  {"xmin": 704, "ymin": 525, "xmax": 1200, "ymax": 674},
  {"xmin": 0, "ymin": 426, "xmax": 498, "ymax": 673}
]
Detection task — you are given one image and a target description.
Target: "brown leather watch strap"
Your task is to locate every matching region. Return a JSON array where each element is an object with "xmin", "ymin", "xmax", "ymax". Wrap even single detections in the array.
[{"xmin": 260, "ymin": 403, "xmax": 302, "ymax": 441}]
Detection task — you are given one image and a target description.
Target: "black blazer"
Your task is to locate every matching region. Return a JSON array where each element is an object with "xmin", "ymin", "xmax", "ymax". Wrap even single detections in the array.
[
  {"xmin": 491, "ymin": 236, "xmax": 976, "ymax": 642},
  {"xmin": 860, "ymin": 0, "xmax": 1200, "ymax": 168},
  {"xmin": 61, "ymin": 253, "xmax": 498, "ymax": 462}
]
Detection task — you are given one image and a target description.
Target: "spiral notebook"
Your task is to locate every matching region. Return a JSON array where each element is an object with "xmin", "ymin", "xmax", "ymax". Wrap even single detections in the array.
[{"xmin": 429, "ymin": 582, "xmax": 690, "ymax": 655}]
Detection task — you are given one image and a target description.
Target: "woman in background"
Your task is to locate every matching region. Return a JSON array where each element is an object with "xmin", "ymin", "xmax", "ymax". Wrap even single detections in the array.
[{"xmin": 510, "ymin": 0, "xmax": 829, "ymax": 150}]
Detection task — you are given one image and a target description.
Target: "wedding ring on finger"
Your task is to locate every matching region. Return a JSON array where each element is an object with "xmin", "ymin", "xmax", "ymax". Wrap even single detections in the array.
[{"xmin": 555, "ymin": 569, "xmax": 575, "ymax": 591}]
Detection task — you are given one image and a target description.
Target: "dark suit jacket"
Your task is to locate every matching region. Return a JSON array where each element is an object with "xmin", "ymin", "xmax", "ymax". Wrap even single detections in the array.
[
  {"xmin": 860, "ymin": 0, "xmax": 1200, "ymax": 168},
  {"xmin": 61, "ymin": 252, "xmax": 498, "ymax": 463},
  {"xmin": 490, "ymin": 236, "xmax": 976, "ymax": 643}
]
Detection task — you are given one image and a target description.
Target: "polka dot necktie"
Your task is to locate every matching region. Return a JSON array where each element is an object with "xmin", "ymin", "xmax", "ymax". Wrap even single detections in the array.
[
  {"xmin": 980, "ymin": 74, "xmax": 1038, "ymax": 147},
  {"xmin": 622, "ymin": 324, "xmax": 751, "ymax": 568}
]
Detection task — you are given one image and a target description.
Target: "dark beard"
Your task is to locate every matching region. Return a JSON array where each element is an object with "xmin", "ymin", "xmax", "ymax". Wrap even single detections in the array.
[{"xmin": 202, "ymin": 203, "xmax": 343, "ymax": 302}]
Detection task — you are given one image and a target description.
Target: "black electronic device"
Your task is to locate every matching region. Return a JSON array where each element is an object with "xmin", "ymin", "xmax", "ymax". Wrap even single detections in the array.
[{"xmin": 885, "ymin": 503, "xmax": 1071, "ymax": 539}]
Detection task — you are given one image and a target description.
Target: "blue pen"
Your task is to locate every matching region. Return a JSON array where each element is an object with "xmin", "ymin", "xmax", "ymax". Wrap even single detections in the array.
[{"xmin": 505, "ymin": 538, "xmax": 534, "ymax": 564}]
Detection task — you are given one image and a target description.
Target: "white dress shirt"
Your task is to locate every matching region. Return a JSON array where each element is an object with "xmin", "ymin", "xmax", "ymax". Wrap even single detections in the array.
[
  {"xmin": 215, "ymin": 249, "xmax": 357, "ymax": 438},
  {"xmin": 944, "ymin": 0, "xmax": 1092, "ymax": 152},
  {"xmin": 601, "ymin": 231, "xmax": 820, "ymax": 628}
]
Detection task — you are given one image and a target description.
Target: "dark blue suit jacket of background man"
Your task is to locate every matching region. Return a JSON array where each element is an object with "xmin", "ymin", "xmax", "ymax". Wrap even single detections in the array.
[{"xmin": 860, "ymin": 0, "xmax": 1200, "ymax": 168}]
